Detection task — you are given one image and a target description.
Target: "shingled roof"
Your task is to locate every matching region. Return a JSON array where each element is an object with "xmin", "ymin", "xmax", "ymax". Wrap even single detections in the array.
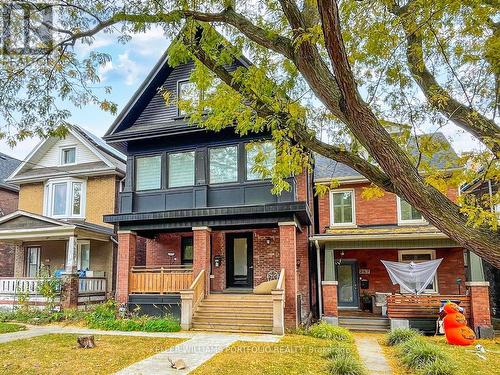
[{"xmin": 0, "ymin": 152, "xmax": 21, "ymax": 191}]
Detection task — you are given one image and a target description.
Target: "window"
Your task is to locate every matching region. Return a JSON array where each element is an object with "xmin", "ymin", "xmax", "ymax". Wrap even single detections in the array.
[
  {"xmin": 61, "ymin": 147, "xmax": 76, "ymax": 165},
  {"xmin": 26, "ymin": 247, "xmax": 40, "ymax": 278},
  {"xmin": 178, "ymin": 81, "xmax": 201, "ymax": 116},
  {"xmin": 398, "ymin": 250, "xmax": 437, "ymax": 293},
  {"xmin": 210, "ymin": 146, "xmax": 238, "ymax": 184},
  {"xmin": 330, "ymin": 190, "xmax": 355, "ymax": 226},
  {"xmin": 78, "ymin": 241, "xmax": 90, "ymax": 271},
  {"xmin": 398, "ymin": 197, "xmax": 426, "ymax": 224},
  {"xmin": 44, "ymin": 178, "xmax": 86, "ymax": 218},
  {"xmin": 181, "ymin": 237, "xmax": 193, "ymax": 265},
  {"xmin": 136, "ymin": 155, "xmax": 162, "ymax": 191},
  {"xmin": 168, "ymin": 151, "xmax": 195, "ymax": 188},
  {"xmin": 246, "ymin": 142, "xmax": 276, "ymax": 180}
]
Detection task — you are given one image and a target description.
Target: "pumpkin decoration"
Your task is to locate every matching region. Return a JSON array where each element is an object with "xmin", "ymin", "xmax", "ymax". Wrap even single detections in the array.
[{"xmin": 442, "ymin": 302, "xmax": 475, "ymax": 346}]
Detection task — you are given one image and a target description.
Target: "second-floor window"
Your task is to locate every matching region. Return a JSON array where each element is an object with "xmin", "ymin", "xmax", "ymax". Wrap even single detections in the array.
[
  {"xmin": 61, "ymin": 147, "xmax": 76, "ymax": 165},
  {"xmin": 246, "ymin": 142, "xmax": 275, "ymax": 181},
  {"xmin": 136, "ymin": 155, "xmax": 162, "ymax": 191},
  {"xmin": 44, "ymin": 178, "xmax": 85, "ymax": 218},
  {"xmin": 398, "ymin": 197, "xmax": 426, "ymax": 224},
  {"xmin": 330, "ymin": 190, "xmax": 355, "ymax": 226},
  {"xmin": 168, "ymin": 151, "xmax": 195, "ymax": 188},
  {"xmin": 210, "ymin": 145, "xmax": 238, "ymax": 183}
]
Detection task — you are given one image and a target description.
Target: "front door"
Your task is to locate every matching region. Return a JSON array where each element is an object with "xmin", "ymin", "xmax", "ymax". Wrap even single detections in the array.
[
  {"xmin": 336, "ymin": 261, "xmax": 359, "ymax": 308},
  {"xmin": 226, "ymin": 233, "xmax": 253, "ymax": 288}
]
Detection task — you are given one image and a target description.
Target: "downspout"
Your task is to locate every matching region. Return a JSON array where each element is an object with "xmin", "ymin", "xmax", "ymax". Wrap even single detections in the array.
[{"xmin": 315, "ymin": 240, "xmax": 323, "ymax": 319}]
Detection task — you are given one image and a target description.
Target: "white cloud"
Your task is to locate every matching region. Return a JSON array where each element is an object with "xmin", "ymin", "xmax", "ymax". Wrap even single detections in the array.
[
  {"xmin": 117, "ymin": 52, "xmax": 142, "ymax": 86},
  {"xmin": 128, "ymin": 26, "xmax": 170, "ymax": 57},
  {"xmin": 0, "ymin": 137, "xmax": 40, "ymax": 161}
]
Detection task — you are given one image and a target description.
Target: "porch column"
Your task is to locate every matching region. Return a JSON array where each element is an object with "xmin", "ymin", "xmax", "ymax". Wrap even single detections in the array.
[
  {"xmin": 116, "ymin": 231, "xmax": 137, "ymax": 304},
  {"xmin": 192, "ymin": 226, "xmax": 211, "ymax": 295},
  {"xmin": 279, "ymin": 221, "xmax": 298, "ymax": 329},
  {"xmin": 61, "ymin": 235, "xmax": 79, "ymax": 309},
  {"xmin": 322, "ymin": 243, "xmax": 339, "ymax": 325},
  {"xmin": 13, "ymin": 243, "xmax": 25, "ymax": 277},
  {"xmin": 466, "ymin": 281, "xmax": 493, "ymax": 338}
]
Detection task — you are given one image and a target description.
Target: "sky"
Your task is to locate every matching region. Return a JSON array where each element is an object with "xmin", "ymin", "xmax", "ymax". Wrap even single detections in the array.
[{"xmin": 0, "ymin": 25, "xmax": 484, "ymax": 161}]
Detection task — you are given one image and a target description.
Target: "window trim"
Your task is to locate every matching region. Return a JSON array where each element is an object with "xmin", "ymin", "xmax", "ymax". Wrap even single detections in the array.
[
  {"xmin": 135, "ymin": 154, "xmax": 163, "ymax": 192},
  {"xmin": 397, "ymin": 196, "xmax": 427, "ymax": 225},
  {"xmin": 60, "ymin": 146, "xmax": 77, "ymax": 166},
  {"xmin": 209, "ymin": 145, "xmax": 239, "ymax": 185},
  {"xmin": 167, "ymin": 150, "xmax": 196, "ymax": 188},
  {"xmin": 398, "ymin": 249, "xmax": 438, "ymax": 294},
  {"xmin": 77, "ymin": 240, "xmax": 91, "ymax": 271},
  {"xmin": 44, "ymin": 178, "xmax": 86, "ymax": 219},
  {"xmin": 329, "ymin": 188, "xmax": 356, "ymax": 227}
]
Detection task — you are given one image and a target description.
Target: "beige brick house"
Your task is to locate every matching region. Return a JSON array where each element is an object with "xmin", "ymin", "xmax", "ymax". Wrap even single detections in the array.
[{"xmin": 0, "ymin": 126, "xmax": 125, "ymax": 309}]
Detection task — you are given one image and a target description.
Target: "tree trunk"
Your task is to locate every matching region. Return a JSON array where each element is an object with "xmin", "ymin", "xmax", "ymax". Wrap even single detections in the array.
[{"xmin": 77, "ymin": 335, "xmax": 96, "ymax": 349}]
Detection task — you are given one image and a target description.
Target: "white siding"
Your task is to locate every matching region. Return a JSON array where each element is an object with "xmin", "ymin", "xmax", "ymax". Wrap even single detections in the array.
[{"xmin": 32, "ymin": 133, "xmax": 101, "ymax": 169}]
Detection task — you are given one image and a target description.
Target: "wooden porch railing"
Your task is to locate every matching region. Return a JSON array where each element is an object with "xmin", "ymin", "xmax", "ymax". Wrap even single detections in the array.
[
  {"xmin": 180, "ymin": 269, "xmax": 206, "ymax": 330},
  {"xmin": 271, "ymin": 268, "xmax": 286, "ymax": 335},
  {"xmin": 129, "ymin": 266, "xmax": 193, "ymax": 294},
  {"xmin": 387, "ymin": 294, "xmax": 471, "ymax": 320}
]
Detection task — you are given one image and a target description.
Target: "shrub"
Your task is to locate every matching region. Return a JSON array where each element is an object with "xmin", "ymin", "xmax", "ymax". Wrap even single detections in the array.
[
  {"xmin": 327, "ymin": 353, "xmax": 366, "ymax": 375},
  {"xmin": 420, "ymin": 359, "xmax": 458, "ymax": 375},
  {"xmin": 386, "ymin": 328, "xmax": 421, "ymax": 346},
  {"xmin": 400, "ymin": 338, "xmax": 447, "ymax": 369},
  {"xmin": 323, "ymin": 343, "xmax": 352, "ymax": 360},
  {"xmin": 307, "ymin": 322, "xmax": 353, "ymax": 342}
]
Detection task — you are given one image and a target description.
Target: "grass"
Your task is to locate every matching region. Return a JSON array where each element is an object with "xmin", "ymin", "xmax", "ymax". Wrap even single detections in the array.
[
  {"xmin": 191, "ymin": 335, "xmax": 337, "ymax": 375},
  {"xmin": 0, "ymin": 322, "xmax": 25, "ymax": 334},
  {"xmin": 0, "ymin": 334, "xmax": 184, "ymax": 374},
  {"xmin": 382, "ymin": 333, "xmax": 500, "ymax": 375}
]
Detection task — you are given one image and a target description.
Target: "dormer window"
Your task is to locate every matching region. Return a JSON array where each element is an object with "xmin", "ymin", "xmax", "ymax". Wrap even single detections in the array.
[
  {"xmin": 398, "ymin": 197, "xmax": 426, "ymax": 225},
  {"xmin": 61, "ymin": 147, "xmax": 76, "ymax": 165},
  {"xmin": 44, "ymin": 178, "xmax": 86, "ymax": 219}
]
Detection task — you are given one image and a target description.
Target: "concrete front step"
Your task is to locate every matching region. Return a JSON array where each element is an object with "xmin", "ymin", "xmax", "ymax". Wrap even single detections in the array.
[
  {"xmin": 191, "ymin": 321, "xmax": 273, "ymax": 334},
  {"xmin": 339, "ymin": 318, "xmax": 390, "ymax": 326},
  {"xmin": 194, "ymin": 311, "xmax": 273, "ymax": 319},
  {"xmin": 193, "ymin": 316, "xmax": 273, "ymax": 325},
  {"xmin": 339, "ymin": 317, "xmax": 390, "ymax": 332}
]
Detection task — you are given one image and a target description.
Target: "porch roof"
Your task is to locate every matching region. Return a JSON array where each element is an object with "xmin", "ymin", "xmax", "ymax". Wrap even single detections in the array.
[
  {"xmin": 0, "ymin": 211, "xmax": 113, "ymax": 242},
  {"xmin": 310, "ymin": 224, "xmax": 458, "ymax": 249}
]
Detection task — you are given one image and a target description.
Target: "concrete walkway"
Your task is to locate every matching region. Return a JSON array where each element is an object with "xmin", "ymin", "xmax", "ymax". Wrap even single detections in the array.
[
  {"xmin": 0, "ymin": 325, "xmax": 280, "ymax": 374},
  {"xmin": 354, "ymin": 335, "xmax": 392, "ymax": 375}
]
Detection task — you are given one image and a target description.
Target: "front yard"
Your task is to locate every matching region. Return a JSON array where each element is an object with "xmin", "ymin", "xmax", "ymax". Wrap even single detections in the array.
[
  {"xmin": 0, "ymin": 334, "xmax": 184, "ymax": 374},
  {"xmin": 0, "ymin": 322, "xmax": 25, "ymax": 334}
]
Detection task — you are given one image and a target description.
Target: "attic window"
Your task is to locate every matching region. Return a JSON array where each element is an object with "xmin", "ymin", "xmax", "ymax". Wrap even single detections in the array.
[
  {"xmin": 61, "ymin": 147, "xmax": 76, "ymax": 165},
  {"xmin": 178, "ymin": 80, "xmax": 200, "ymax": 116}
]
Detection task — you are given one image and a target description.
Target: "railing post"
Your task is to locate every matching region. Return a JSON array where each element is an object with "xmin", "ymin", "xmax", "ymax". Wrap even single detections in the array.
[
  {"xmin": 160, "ymin": 267, "xmax": 164, "ymax": 294},
  {"xmin": 271, "ymin": 289, "xmax": 285, "ymax": 335},
  {"xmin": 180, "ymin": 290, "xmax": 194, "ymax": 330}
]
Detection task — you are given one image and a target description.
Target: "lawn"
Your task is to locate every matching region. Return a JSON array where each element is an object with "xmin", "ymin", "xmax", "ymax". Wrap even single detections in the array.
[
  {"xmin": 0, "ymin": 322, "xmax": 25, "ymax": 334},
  {"xmin": 0, "ymin": 334, "xmax": 184, "ymax": 374},
  {"xmin": 383, "ymin": 334, "xmax": 500, "ymax": 375},
  {"xmin": 192, "ymin": 334, "xmax": 348, "ymax": 375}
]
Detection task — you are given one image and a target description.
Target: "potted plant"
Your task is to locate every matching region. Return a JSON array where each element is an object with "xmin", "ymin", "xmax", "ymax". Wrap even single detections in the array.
[{"xmin": 361, "ymin": 292, "xmax": 373, "ymax": 312}]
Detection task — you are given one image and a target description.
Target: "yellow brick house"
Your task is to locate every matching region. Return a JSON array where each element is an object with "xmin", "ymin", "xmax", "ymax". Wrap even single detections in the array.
[{"xmin": 0, "ymin": 126, "xmax": 125, "ymax": 309}]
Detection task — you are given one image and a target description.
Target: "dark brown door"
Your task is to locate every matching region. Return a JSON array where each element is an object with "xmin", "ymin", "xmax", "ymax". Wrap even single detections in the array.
[{"xmin": 226, "ymin": 233, "xmax": 253, "ymax": 288}]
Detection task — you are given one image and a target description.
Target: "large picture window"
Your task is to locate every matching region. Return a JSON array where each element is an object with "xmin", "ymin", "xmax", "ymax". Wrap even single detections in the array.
[
  {"xmin": 246, "ymin": 142, "xmax": 275, "ymax": 180},
  {"xmin": 330, "ymin": 190, "xmax": 355, "ymax": 226},
  {"xmin": 210, "ymin": 145, "xmax": 238, "ymax": 184},
  {"xmin": 398, "ymin": 250, "xmax": 438, "ymax": 293},
  {"xmin": 168, "ymin": 151, "xmax": 195, "ymax": 188},
  {"xmin": 45, "ymin": 178, "xmax": 85, "ymax": 219},
  {"xmin": 398, "ymin": 197, "xmax": 426, "ymax": 224},
  {"xmin": 136, "ymin": 155, "xmax": 162, "ymax": 191}
]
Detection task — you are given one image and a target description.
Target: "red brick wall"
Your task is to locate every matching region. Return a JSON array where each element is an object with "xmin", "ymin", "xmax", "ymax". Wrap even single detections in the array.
[
  {"xmin": 116, "ymin": 231, "xmax": 136, "ymax": 303},
  {"xmin": 0, "ymin": 244, "xmax": 14, "ymax": 277},
  {"xmin": 145, "ymin": 232, "xmax": 192, "ymax": 267},
  {"xmin": 468, "ymin": 284, "xmax": 492, "ymax": 329},
  {"xmin": 317, "ymin": 183, "xmax": 460, "ymax": 232},
  {"xmin": 332, "ymin": 247, "xmax": 465, "ymax": 296},
  {"xmin": 0, "ymin": 188, "xmax": 18, "ymax": 216},
  {"xmin": 322, "ymin": 283, "xmax": 338, "ymax": 317},
  {"xmin": 295, "ymin": 171, "xmax": 308, "ymax": 202}
]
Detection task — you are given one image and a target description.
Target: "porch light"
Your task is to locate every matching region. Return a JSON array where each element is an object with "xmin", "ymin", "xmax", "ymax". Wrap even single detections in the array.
[{"xmin": 456, "ymin": 278, "xmax": 462, "ymax": 294}]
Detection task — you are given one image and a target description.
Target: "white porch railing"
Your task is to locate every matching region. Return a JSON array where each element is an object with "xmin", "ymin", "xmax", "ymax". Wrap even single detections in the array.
[
  {"xmin": 78, "ymin": 277, "xmax": 107, "ymax": 295},
  {"xmin": 0, "ymin": 278, "xmax": 60, "ymax": 295}
]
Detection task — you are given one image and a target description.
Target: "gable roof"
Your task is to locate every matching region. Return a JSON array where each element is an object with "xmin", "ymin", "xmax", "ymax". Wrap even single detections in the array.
[
  {"xmin": 8, "ymin": 126, "xmax": 127, "ymax": 184},
  {"xmin": 0, "ymin": 152, "xmax": 21, "ymax": 192},
  {"xmin": 314, "ymin": 132, "xmax": 461, "ymax": 182}
]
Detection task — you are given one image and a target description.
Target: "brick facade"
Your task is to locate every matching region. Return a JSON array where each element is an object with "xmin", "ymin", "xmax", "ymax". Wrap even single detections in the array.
[
  {"xmin": 86, "ymin": 175, "xmax": 120, "ymax": 227},
  {"xmin": 322, "ymin": 282, "xmax": 338, "ymax": 317},
  {"xmin": 0, "ymin": 243, "xmax": 14, "ymax": 277},
  {"xmin": 467, "ymin": 282, "xmax": 492, "ymax": 330},
  {"xmin": 18, "ymin": 182, "xmax": 44, "ymax": 214},
  {"xmin": 193, "ymin": 227, "xmax": 211, "ymax": 294},
  {"xmin": 0, "ymin": 187, "xmax": 18, "ymax": 216},
  {"xmin": 279, "ymin": 223, "xmax": 298, "ymax": 328},
  {"xmin": 116, "ymin": 231, "xmax": 137, "ymax": 304}
]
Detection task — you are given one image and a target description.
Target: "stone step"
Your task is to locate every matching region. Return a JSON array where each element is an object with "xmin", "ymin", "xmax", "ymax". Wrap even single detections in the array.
[
  {"xmin": 206, "ymin": 293, "xmax": 271, "ymax": 300},
  {"xmin": 194, "ymin": 311, "xmax": 273, "ymax": 319},
  {"xmin": 191, "ymin": 321, "xmax": 273, "ymax": 334},
  {"xmin": 339, "ymin": 318, "xmax": 390, "ymax": 326},
  {"xmin": 341, "ymin": 325, "xmax": 390, "ymax": 332},
  {"xmin": 196, "ymin": 305, "xmax": 273, "ymax": 312},
  {"xmin": 193, "ymin": 315, "xmax": 273, "ymax": 324}
]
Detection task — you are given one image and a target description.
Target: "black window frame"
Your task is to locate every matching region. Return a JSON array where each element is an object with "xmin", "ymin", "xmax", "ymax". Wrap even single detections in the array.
[{"xmin": 181, "ymin": 236, "xmax": 193, "ymax": 265}]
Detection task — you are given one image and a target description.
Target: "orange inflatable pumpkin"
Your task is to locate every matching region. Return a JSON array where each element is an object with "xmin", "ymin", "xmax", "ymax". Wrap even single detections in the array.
[{"xmin": 442, "ymin": 302, "xmax": 475, "ymax": 346}]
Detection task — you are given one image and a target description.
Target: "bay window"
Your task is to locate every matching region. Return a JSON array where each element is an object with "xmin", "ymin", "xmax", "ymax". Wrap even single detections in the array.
[
  {"xmin": 210, "ymin": 145, "xmax": 238, "ymax": 183},
  {"xmin": 168, "ymin": 151, "xmax": 195, "ymax": 188},
  {"xmin": 136, "ymin": 155, "xmax": 162, "ymax": 191},
  {"xmin": 44, "ymin": 178, "xmax": 86, "ymax": 219},
  {"xmin": 246, "ymin": 142, "xmax": 275, "ymax": 181},
  {"xmin": 330, "ymin": 190, "xmax": 355, "ymax": 226}
]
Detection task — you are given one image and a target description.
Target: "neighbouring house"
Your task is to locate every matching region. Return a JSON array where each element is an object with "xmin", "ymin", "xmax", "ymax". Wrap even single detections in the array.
[
  {"xmin": 103, "ymin": 48, "xmax": 314, "ymax": 334},
  {"xmin": 460, "ymin": 176, "xmax": 499, "ymax": 322},
  {"xmin": 0, "ymin": 126, "xmax": 126, "ymax": 310},
  {"xmin": 0, "ymin": 152, "xmax": 22, "ymax": 277},
  {"xmin": 313, "ymin": 143, "xmax": 494, "ymax": 337}
]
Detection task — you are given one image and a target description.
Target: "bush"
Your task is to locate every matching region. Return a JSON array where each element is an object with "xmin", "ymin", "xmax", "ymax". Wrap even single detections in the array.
[
  {"xmin": 327, "ymin": 354, "xmax": 366, "ymax": 375},
  {"xmin": 323, "ymin": 343, "xmax": 352, "ymax": 360},
  {"xmin": 386, "ymin": 328, "xmax": 421, "ymax": 346},
  {"xmin": 420, "ymin": 359, "xmax": 458, "ymax": 375},
  {"xmin": 307, "ymin": 322, "xmax": 353, "ymax": 342},
  {"xmin": 400, "ymin": 338, "xmax": 447, "ymax": 369}
]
